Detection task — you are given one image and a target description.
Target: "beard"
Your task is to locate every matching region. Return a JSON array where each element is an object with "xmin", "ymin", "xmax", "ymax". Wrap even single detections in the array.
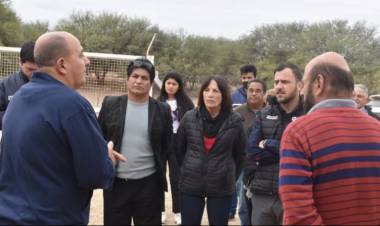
[
  {"xmin": 303, "ymin": 87, "xmax": 316, "ymax": 113},
  {"xmin": 276, "ymin": 88, "xmax": 298, "ymax": 104}
]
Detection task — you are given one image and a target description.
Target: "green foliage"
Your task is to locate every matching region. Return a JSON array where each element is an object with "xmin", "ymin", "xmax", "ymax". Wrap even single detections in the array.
[
  {"xmin": 0, "ymin": 0, "xmax": 22, "ymax": 45},
  {"xmin": 241, "ymin": 20, "xmax": 380, "ymax": 92},
  {"xmin": 2, "ymin": 5, "xmax": 380, "ymax": 93},
  {"xmin": 20, "ymin": 21, "xmax": 49, "ymax": 43}
]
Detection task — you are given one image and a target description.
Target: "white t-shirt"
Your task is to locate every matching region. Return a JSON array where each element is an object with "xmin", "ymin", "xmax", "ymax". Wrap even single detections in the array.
[{"xmin": 167, "ymin": 99, "xmax": 180, "ymax": 133}]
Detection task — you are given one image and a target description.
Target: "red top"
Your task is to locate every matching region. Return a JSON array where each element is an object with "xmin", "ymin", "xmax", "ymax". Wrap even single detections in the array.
[{"xmin": 204, "ymin": 136, "xmax": 216, "ymax": 154}]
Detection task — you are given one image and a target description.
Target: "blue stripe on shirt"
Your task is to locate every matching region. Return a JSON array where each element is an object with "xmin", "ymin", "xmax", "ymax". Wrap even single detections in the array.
[
  {"xmin": 280, "ymin": 175, "xmax": 313, "ymax": 185},
  {"xmin": 280, "ymin": 163, "xmax": 311, "ymax": 171},
  {"xmin": 315, "ymin": 156, "xmax": 380, "ymax": 170},
  {"xmin": 281, "ymin": 149, "xmax": 308, "ymax": 159},
  {"xmin": 312, "ymin": 143, "xmax": 380, "ymax": 159},
  {"xmin": 315, "ymin": 167, "xmax": 380, "ymax": 184}
]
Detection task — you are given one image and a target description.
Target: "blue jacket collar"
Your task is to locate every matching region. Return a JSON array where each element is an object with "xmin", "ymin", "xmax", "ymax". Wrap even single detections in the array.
[{"xmin": 32, "ymin": 71, "xmax": 66, "ymax": 86}]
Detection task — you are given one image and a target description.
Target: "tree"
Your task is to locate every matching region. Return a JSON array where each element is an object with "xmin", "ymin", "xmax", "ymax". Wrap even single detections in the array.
[
  {"xmin": 241, "ymin": 20, "xmax": 380, "ymax": 90},
  {"xmin": 0, "ymin": 0, "xmax": 22, "ymax": 46},
  {"xmin": 20, "ymin": 21, "xmax": 49, "ymax": 43},
  {"xmin": 56, "ymin": 11, "xmax": 159, "ymax": 83}
]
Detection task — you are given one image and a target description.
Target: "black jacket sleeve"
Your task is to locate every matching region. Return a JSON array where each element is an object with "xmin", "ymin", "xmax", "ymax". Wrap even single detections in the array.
[
  {"xmin": 233, "ymin": 118, "xmax": 246, "ymax": 179},
  {"xmin": 175, "ymin": 112, "xmax": 189, "ymax": 167}
]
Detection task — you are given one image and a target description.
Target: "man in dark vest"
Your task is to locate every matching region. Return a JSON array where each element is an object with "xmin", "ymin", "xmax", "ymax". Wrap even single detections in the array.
[{"xmin": 246, "ymin": 63, "xmax": 304, "ymax": 225}]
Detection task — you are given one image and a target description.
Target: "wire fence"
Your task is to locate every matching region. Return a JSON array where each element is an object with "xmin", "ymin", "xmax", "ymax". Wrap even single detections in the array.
[{"xmin": 0, "ymin": 47, "xmax": 156, "ymax": 107}]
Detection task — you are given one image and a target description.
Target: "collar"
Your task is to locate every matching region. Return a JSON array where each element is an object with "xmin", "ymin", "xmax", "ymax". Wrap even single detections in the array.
[
  {"xmin": 32, "ymin": 71, "xmax": 66, "ymax": 86},
  {"xmin": 308, "ymin": 99, "xmax": 356, "ymax": 114}
]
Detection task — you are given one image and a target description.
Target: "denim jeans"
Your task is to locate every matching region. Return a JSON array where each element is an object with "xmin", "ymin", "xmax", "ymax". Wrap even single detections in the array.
[
  {"xmin": 237, "ymin": 173, "xmax": 250, "ymax": 226},
  {"xmin": 181, "ymin": 193, "xmax": 232, "ymax": 226}
]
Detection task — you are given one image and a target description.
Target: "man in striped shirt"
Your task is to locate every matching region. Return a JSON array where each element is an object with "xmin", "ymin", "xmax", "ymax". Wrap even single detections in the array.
[{"xmin": 279, "ymin": 52, "xmax": 380, "ymax": 225}]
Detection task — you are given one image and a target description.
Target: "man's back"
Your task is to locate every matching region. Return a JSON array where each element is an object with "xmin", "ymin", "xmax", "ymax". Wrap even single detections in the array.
[
  {"xmin": 280, "ymin": 107, "xmax": 380, "ymax": 225},
  {"xmin": 0, "ymin": 72, "xmax": 114, "ymax": 225}
]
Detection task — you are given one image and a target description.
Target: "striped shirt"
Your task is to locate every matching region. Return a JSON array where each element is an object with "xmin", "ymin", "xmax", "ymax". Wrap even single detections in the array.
[{"xmin": 279, "ymin": 100, "xmax": 380, "ymax": 225}]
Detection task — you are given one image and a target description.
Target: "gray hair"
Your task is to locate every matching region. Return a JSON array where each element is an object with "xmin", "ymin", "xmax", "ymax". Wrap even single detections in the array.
[{"xmin": 354, "ymin": 84, "xmax": 369, "ymax": 98}]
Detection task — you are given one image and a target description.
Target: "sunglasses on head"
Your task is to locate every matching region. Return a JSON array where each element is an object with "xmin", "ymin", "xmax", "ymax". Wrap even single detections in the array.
[{"xmin": 130, "ymin": 59, "xmax": 154, "ymax": 71}]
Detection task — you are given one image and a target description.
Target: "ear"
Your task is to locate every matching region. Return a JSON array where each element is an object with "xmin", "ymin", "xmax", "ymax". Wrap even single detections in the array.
[
  {"xmin": 56, "ymin": 58, "xmax": 67, "ymax": 75},
  {"xmin": 313, "ymin": 74, "xmax": 325, "ymax": 97},
  {"xmin": 297, "ymin": 80, "xmax": 303, "ymax": 92}
]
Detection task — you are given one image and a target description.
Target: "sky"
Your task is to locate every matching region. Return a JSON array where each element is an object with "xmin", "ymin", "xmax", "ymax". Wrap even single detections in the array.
[{"xmin": 10, "ymin": 0, "xmax": 380, "ymax": 40}]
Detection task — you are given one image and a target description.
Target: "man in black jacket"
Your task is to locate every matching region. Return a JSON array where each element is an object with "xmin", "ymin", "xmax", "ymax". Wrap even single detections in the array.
[
  {"xmin": 0, "ymin": 41, "xmax": 37, "ymax": 129},
  {"xmin": 246, "ymin": 63, "xmax": 304, "ymax": 225},
  {"xmin": 98, "ymin": 58, "xmax": 173, "ymax": 225}
]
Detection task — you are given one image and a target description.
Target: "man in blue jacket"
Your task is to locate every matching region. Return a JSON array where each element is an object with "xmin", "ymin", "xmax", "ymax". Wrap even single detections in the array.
[
  {"xmin": 0, "ymin": 31, "xmax": 124, "ymax": 225},
  {"xmin": 231, "ymin": 64, "xmax": 257, "ymax": 109},
  {"xmin": 0, "ymin": 41, "xmax": 37, "ymax": 129}
]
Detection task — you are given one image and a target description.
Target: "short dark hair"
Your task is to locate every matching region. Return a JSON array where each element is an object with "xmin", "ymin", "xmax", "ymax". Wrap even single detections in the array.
[
  {"xmin": 34, "ymin": 35, "xmax": 70, "ymax": 67},
  {"xmin": 20, "ymin": 41, "xmax": 35, "ymax": 63},
  {"xmin": 240, "ymin": 64, "xmax": 257, "ymax": 77},
  {"xmin": 127, "ymin": 58, "xmax": 155, "ymax": 83},
  {"xmin": 197, "ymin": 76, "xmax": 232, "ymax": 113},
  {"xmin": 248, "ymin": 79, "xmax": 267, "ymax": 93},
  {"xmin": 308, "ymin": 63, "xmax": 354, "ymax": 96},
  {"xmin": 274, "ymin": 63, "xmax": 302, "ymax": 81}
]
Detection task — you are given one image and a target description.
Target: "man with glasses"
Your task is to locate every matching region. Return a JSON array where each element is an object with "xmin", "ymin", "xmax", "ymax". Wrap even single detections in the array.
[{"xmin": 98, "ymin": 58, "xmax": 173, "ymax": 225}]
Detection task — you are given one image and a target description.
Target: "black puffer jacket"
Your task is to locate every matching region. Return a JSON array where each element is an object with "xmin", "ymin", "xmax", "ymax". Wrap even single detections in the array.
[
  {"xmin": 176, "ymin": 108, "xmax": 246, "ymax": 197},
  {"xmin": 247, "ymin": 101, "xmax": 304, "ymax": 195}
]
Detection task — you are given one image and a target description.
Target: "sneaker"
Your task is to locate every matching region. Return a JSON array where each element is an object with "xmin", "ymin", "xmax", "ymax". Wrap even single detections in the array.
[
  {"xmin": 161, "ymin": 212, "xmax": 166, "ymax": 224},
  {"xmin": 174, "ymin": 213, "xmax": 181, "ymax": 225}
]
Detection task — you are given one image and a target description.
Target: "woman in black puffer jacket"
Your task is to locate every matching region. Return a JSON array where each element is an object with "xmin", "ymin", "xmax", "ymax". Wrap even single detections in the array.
[{"xmin": 176, "ymin": 76, "xmax": 246, "ymax": 226}]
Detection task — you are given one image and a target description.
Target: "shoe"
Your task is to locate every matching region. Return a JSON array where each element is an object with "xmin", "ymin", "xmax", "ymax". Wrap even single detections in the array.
[
  {"xmin": 161, "ymin": 212, "xmax": 166, "ymax": 224},
  {"xmin": 228, "ymin": 212, "xmax": 235, "ymax": 220},
  {"xmin": 174, "ymin": 213, "xmax": 181, "ymax": 225}
]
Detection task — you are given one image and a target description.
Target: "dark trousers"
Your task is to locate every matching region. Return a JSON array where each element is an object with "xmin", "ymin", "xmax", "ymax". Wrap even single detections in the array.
[
  {"xmin": 181, "ymin": 193, "xmax": 232, "ymax": 226},
  {"xmin": 161, "ymin": 150, "xmax": 180, "ymax": 213},
  {"xmin": 251, "ymin": 194, "xmax": 283, "ymax": 225},
  {"xmin": 103, "ymin": 173, "xmax": 163, "ymax": 225}
]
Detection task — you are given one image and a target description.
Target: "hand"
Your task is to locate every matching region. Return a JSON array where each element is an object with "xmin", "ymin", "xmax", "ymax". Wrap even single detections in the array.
[
  {"xmin": 258, "ymin": 140, "xmax": 266, "ymax": 149},
  {"xmin": 107, "ymin": 141, "xmax": 127, "ymax": 165}
]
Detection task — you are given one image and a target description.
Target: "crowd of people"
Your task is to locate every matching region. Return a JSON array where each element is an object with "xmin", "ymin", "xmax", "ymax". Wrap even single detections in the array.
[{"xmin": 0, "ymin": 31, "xmax": 379, "ymax": 226}]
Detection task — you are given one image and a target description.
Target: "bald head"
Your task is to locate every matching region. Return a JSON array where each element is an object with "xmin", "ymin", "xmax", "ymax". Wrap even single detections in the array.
[
  {"xmin": 34, "ymin": 31, "xmax": 78, "ymax": 68},
  {"xmin": 305, "ymin": 52, "xmax": 350, "ymax": 74},
  {"xmin": 33, "ymin": 31, "xmax": 90, "ymax": 90},
  {"xmin": 304, "ymin": 52, "xmax": 354, "ymax": 98}
]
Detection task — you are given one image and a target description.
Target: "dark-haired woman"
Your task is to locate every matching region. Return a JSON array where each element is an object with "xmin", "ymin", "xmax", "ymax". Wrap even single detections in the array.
[
  {"xmin": 176, "ymin": 76, "xmax": 246, "ymax": 225},
  {"xmin": 157, "ymin": 71, "xmax": 194, "ymax": 225}
]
